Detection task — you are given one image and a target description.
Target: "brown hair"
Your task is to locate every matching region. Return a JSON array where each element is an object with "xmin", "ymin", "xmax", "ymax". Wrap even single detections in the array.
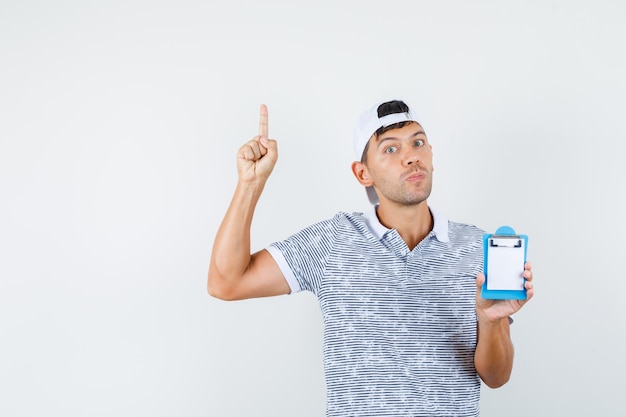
[{"xmin": 361, "ymin": 100, "xmax": 414, "ymax": 163}]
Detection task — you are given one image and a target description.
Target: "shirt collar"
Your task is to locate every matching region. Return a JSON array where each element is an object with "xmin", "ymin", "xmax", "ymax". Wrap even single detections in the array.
[{"xmin": 362, "ymin": 205, "xmax": 450, "ymax": 243}]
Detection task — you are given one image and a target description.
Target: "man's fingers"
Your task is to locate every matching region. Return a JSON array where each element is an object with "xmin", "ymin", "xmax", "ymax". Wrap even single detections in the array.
[
  {"xmin": 259, "ymin": 104, "xmax": 269, "ymax": 140},
  {"xmin": 239, "ymin": 139, "xmax": 267, "ymax": 161},
  {"xmin": 476, "ymin": 272, "xmax": 485, "ymax": 288},
  {"xmin": 523, "ymin": 261, "xmax": 533, "ymax": 282}
]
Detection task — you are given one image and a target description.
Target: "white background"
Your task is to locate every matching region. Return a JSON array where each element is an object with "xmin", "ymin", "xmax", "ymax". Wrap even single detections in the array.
[{"xmin": 1, "ymin": 1, "xmax": 625, "ymax": 416}]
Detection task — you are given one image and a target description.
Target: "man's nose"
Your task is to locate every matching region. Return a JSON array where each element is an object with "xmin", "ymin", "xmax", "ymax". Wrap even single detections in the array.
[{"xmin": 404, "ymin": 149, "xmax": 420, "ymax": 166}]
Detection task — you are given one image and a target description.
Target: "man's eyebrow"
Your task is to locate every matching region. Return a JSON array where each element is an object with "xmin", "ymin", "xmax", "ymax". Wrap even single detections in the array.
[{"xmin": 377, "ymin": 130, "xmax": 426, "ymax": 144}]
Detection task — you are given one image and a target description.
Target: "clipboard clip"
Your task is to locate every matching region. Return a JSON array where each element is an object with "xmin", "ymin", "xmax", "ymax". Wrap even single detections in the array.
[{"xmin": 489, "ymin": 235, "xmax": 522, "ymax": 248}]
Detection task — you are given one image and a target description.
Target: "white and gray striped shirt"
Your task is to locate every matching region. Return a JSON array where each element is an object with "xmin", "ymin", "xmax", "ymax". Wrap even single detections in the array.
[{"xmin": 268, "ymin": 206, "xmax": 485, "ymax": 417}]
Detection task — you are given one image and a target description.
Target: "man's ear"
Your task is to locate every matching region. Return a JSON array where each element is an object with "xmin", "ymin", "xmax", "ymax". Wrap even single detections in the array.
[
  {"xmin": 351, "ymin": 161, "xmax": 373, "ymax": 187},
  {"xmin": 430, "ymin": 144, "xmax": 434, "ymax": 172}
]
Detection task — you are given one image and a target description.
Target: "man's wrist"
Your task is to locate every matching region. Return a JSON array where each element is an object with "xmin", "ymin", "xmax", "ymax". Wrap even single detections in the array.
[{"xmin": 477, "ymin": 311, "xmax": 508, "ymax": 328}]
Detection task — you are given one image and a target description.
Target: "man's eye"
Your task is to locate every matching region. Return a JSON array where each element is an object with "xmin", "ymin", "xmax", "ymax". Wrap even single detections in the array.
[
  {"xmin": 415, "ymin": 139, "xmax": 425, "ymax": 147},
  {"xmin": 384, "ymin": 146, "xmax": 397, "ymax": 154}
]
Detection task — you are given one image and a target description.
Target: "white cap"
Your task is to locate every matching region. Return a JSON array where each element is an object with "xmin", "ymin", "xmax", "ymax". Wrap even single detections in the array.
[{"xmin": 353, "ymin": 99, "xmax": 421, "ymax": 204}]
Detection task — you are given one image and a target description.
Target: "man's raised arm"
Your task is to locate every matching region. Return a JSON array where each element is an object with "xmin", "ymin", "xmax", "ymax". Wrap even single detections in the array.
[{"xmin": 208, "ymin": 104, "xmax": 290, "ymax": 301}]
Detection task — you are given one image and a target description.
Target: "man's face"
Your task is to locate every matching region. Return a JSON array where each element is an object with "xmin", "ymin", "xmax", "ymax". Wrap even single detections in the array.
[{"xmin": 363, "ymin": 122, "xmax": 434, "ymax": 206}]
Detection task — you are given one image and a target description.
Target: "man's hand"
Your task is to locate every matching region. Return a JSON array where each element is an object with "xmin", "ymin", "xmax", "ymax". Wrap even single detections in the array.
[
  {"xmin": 475, "ymin": 262, "xmax": 534, "ymax": 323},
  {"xmin": 237, "ymin": 104, "xmax": 278, "ymax": 183}
]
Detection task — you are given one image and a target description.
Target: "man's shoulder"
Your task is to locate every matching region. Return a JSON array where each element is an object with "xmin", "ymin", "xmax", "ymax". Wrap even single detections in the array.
[
  {"xmin": 314, "ymin": 210, "xmax": 369, "ymax": 223},
  {"xmin": 445, "ymin": 219, "xmax": 486, "ymax": 243},
  {"xmin": 293, "ymin": 211, "xmax": 369, "ymax": 236},
  {"xmin": 447, "ymin": 219, "xmax": 485, "ymax": 234},
  {"xmin": 430, "ymin": 207, "xmax": 484, "ymax": 241}
]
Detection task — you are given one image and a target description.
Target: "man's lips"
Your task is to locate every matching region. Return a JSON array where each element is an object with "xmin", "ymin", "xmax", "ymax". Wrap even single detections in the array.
[{"xmin": 403, "ymin": 171, "xmax": 425, "ymax": 182}]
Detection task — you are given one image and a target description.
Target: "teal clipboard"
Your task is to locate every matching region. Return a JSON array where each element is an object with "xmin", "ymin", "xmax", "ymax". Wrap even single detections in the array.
[{"xmin": 482, "ymin": 225, "xmax": 528, "ymax": 300}]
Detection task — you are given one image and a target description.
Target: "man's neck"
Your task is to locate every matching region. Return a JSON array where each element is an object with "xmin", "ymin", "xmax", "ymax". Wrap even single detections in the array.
[{"xmin": 376, "ymin": 201, "xmax": 433, "ymax": 250}]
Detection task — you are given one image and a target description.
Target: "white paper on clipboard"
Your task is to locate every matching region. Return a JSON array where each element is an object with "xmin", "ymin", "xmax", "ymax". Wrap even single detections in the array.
[{"xmin": 486, "ymin": 236, "xmax": 525, "ymax": 291}]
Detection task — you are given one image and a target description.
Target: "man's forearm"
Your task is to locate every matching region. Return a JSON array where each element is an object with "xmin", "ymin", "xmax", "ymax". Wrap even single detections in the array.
[{"xmin": 474, "ymin": 317, "xmax": 514, "ymax": 388}]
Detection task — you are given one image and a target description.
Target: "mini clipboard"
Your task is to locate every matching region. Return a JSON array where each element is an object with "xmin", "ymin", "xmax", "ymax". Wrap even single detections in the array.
[{"xmin": 482, "ymin": 225, "xmax": 528, "ymax": 300}]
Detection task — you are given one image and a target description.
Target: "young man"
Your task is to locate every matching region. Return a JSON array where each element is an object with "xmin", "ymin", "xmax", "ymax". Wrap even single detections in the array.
[{"xmin": 208, "ymin": 99, "xmax": 534, "ymax": 416}]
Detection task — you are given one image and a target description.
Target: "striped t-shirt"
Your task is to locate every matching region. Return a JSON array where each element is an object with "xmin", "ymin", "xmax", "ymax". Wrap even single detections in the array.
[{"xmin": 267, "ymin": 206, "xmax": 485, "ymax": 417}]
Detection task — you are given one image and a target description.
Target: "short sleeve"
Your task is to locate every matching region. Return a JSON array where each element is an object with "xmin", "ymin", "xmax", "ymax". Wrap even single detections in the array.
[{"xmin": 267, "ymin": 214, "xmax": 343, "ymax": 295}]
